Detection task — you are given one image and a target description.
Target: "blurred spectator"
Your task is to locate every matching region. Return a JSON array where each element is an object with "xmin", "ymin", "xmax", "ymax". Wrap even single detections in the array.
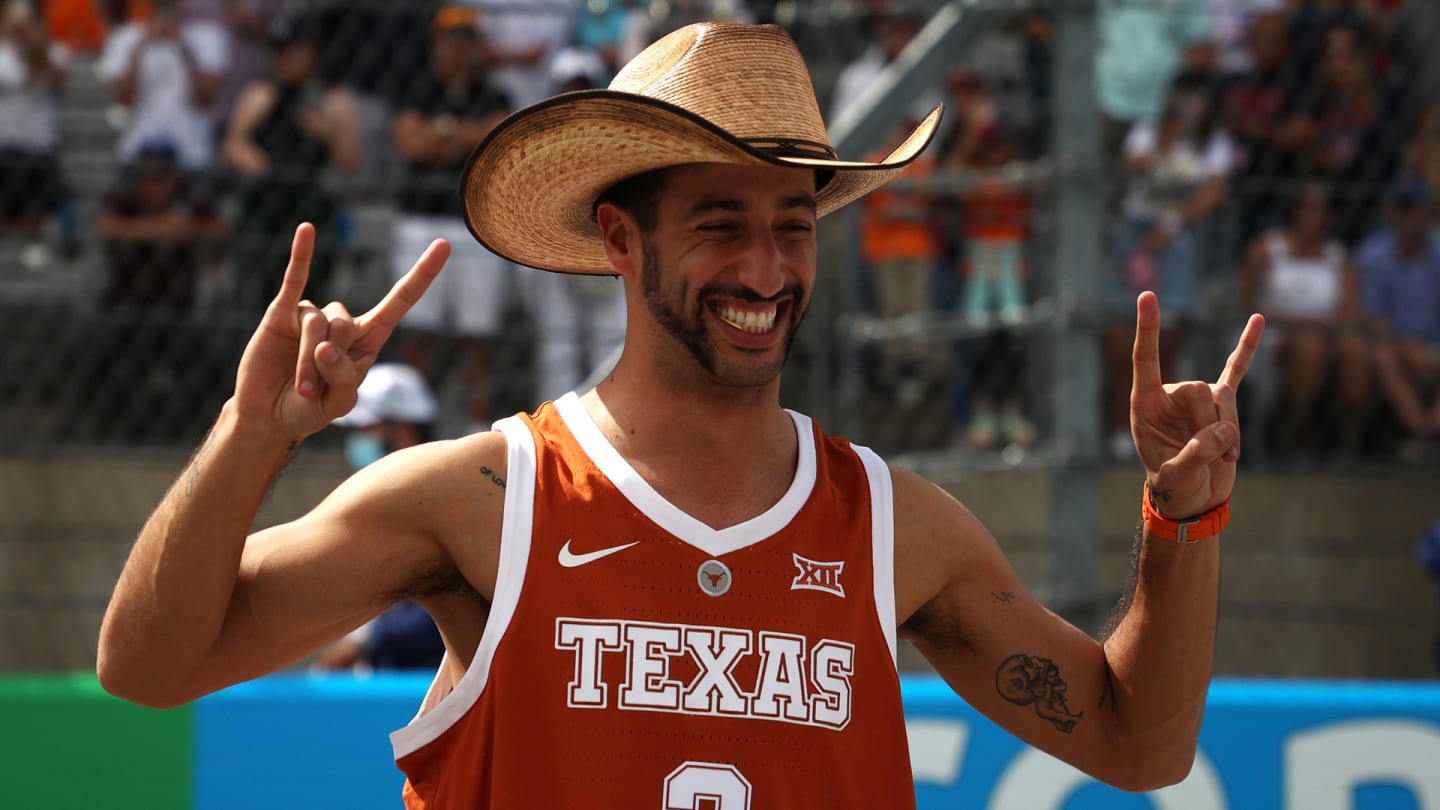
[
  {"xmin": 859, "ymin": 112, "xmax": 945, "ymax": 408},
  {"xmin": 1207, "ymin": 0, "xmax": 1286, "ymax": 79},
  {"xmin": 478, "ymin": 0, "xmax": 581, "ymax": 108},
  {"xmin": 97, "ymin": 0, "xmax": 229, "ymax": 175},
  {"xmin": 1288, "ymin": 22, "xmax": 1398, "ymax": 243},
  {"xmin": 1402, "ymin": 102, "xmax": 1440, "ymax": 202},
  {"xmin": 213, "ymin": 1, "xmax": 291, "ymax": 128},
  {"xmin": 1355, "ymin": 176, "xmax": 1440, "ymax": 459},
  {"xmin": 0, "ymin": 0, "xmax": 68, "ymax": 240},
  {"xmin": 1095, "ymin": 0, "xmax": 1213, "ymax": 157},
  {"xmin": 86, "ymin": 140, "xmax": 230, "ymax": 441},
  {"xmin": 952, "ymin": 127, "xmax": 1037, "ymax": 452},
  {"xmin": 574, "ymin": 0, "xmax": 648, "ymax": 81},
  {"xmin": 42, "ymin": 0, "xmax": 107, "ymax": 54},
  {"xmin": 1103, "ymin": 85, "xmax": 1235, "ymax": 460},
  {"xmin": 317, "ymin": 363, "xmax": 447, "ymax": 673},
  {"xmin": 221, "ymin": 12, "xmax": 360, "ymax": 317},
  {"xmin": 955, "ymin": 129, "xmax": 1031, "ymax": 330},
  {"xmin": 521, "ymin": 49, "xmax": 628, "ymax": 404},
  {"xmin": 1221, "ymin": 10, "xmax": 1307, "ymax": 243},
  {"xmin": 96, "ymin": 140, "xmax": 227, "ymax": 313},
  {"xmin": 1240, "ymin": 182, "xmax": 1369, "ymax": 459},
  {"xmin": 937, "ymin": 69, "xmax": 998, "ymax": 170},
  {"xmin": 391, "ymin": 6, "xmax": 511, "ymax": 432}
]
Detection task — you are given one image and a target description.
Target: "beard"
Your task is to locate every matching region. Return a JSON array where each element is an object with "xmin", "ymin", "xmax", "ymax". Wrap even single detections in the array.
[{"xmin": 639, "ymin": 242, "xmax": 807, "ymax": 388}]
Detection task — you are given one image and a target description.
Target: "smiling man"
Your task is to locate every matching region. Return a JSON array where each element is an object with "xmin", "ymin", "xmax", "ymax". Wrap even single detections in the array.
[{"xmin": 97, "ymin": 22, "xmax": 1265, "ymax": 809}]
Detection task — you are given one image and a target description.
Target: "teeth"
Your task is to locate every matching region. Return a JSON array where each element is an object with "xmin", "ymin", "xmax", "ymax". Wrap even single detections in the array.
[{"xmin": 717, "ymin": 305, "xmax": 777, "ymax": 333}]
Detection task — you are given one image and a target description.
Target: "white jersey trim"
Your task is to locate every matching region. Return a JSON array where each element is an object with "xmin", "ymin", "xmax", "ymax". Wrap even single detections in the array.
[
  {"xmin": 390, "ymin": 417, "xmax": 536, "ymax": 760},
  {"xmin": 553, "ymin": 392, "xmax": 817, "ymax": 558},
  {"xmin": 853, "ymin": 444, "xmax": 898, "ymax": 666}
]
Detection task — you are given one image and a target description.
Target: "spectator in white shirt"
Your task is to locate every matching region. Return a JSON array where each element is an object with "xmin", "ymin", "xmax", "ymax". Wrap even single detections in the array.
[
  {"xmin": 98, "ymin": 0, "xmax": 229, "ymax": 175},
  {"xmin": 0, "ymin": 0, "xmax": 68, "ymax": 237}
]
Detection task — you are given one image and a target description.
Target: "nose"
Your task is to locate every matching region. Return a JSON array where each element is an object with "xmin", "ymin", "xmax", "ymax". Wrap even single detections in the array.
[{"xmin": 733, "ymin": 230, "xmax": 787, "ymax": 299}]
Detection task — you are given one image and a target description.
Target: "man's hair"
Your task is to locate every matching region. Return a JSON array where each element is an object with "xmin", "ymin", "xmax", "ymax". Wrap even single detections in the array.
[{"xmin": 594, "ymin": 166, "xmax": 675, "ymax": 233}]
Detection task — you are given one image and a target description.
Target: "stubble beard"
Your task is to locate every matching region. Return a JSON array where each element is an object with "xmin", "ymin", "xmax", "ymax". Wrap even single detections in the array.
[{"xmin": 639, "ymin": 245, "xmax": 807, "ymax": 389}]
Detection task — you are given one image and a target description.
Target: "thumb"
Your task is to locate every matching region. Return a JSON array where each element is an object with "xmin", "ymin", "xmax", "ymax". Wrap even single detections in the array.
[{"xmin": 1161, "ymin": 421, "xmax": 1238, "ymax": 481}]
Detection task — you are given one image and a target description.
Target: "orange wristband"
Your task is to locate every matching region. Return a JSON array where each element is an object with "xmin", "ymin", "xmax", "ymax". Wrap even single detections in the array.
[{"xmin": 1142, "ymin": 483, "xmax": 1230, "ymax": 543}]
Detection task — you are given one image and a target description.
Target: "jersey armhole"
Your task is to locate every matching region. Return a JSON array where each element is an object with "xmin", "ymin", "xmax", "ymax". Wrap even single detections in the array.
[
  {"xmin": 852, "ymin": 444, "xmax": 898, "ymax": 667},
  {"xmin": 390, "ymin": 418, "xmax": 536, "ymax": 760}
]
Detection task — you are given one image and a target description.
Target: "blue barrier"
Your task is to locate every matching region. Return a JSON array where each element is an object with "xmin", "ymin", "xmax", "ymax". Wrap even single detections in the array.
[{"xmin": 193, "ymin": 674, "xmax": 1440, "ymax": 809}]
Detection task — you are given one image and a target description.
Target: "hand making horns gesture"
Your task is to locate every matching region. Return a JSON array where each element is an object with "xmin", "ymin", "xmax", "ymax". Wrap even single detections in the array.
[
  {"xmin": 232, "ymin": 223, "xmax": 450, "ymax": 439},
  {"xmin": 1131, "ymin": 291, "xmax": 1266, "ymax": 519}
]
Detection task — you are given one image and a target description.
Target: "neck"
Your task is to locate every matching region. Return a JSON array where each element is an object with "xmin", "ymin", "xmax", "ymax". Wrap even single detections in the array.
[{"xmin": 580, "ymin": 353, "xmax": 799, "ymax": 529}]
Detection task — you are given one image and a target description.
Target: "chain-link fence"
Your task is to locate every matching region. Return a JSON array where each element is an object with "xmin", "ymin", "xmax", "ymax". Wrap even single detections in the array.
[{"xmin": 1, "ymin": 0, "xmax": 1439, "ymax": 675}]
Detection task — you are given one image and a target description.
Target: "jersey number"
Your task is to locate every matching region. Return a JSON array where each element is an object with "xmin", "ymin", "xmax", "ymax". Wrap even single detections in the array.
[{"xmin": 663, "ymin": 761, "xmax": 752, "ymax": 810}]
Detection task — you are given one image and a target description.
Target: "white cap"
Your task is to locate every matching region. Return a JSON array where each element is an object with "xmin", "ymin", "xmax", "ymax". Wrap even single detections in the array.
[
  {"xmin": 333, "ymin": 363, "xmax": 437, "ymax": 428},
  {"xmin": 549, "ymin": 47, "xmax": 607, "ymax": 89}
]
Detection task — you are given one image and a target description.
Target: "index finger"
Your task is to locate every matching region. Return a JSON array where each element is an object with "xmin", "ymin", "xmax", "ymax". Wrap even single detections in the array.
[
  {"xmin": 357, "ymin": 238, "xmax": 450, "ymax": 340},
  {"xmin": 1218, "ymin": 313, "xmax": 1267, "ymax": 389},
  {"xmin": 1131, "ymin": 291, "xmax": 1163, "ymax": 395},
  {"xmin": 271, "ymin": 223, "xmax": 316, "ymax": 311}
]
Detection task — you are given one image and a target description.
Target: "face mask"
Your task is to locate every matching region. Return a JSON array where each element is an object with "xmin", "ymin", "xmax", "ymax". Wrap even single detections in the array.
[{"xmin": 345, "ymin": 432, "xmax": 387, "ymax": 471}]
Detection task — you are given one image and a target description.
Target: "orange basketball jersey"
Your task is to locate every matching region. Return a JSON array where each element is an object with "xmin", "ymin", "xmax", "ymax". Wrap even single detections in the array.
[{"xmin": 392, "ymin": 392, "xmax": 916, "ymax": 809}]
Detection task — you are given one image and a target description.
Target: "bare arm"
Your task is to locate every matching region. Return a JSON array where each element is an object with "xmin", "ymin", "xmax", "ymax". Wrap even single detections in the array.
[
  {"xmin": 220, "ymin": 82, "xmax": 273, "ymax": 177},
  {"xmin": 899, "ymin": 293, "xmax": 1265, "ymax": 791},
  {"xmin": 321, "ymin": 89, "xmax": 362, "ymax": 174},
  {"xmin": 97, "ymin": 226, "xmax": 455, "ymax": 707}
]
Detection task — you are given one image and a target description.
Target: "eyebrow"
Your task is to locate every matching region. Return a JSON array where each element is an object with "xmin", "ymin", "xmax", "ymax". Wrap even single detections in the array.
[{"xmin": 682, "ymin": 193, "xmax": 817, "ymax": 221}]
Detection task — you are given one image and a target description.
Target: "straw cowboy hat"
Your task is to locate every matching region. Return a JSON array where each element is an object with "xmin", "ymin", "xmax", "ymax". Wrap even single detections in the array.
[{"xmin": 459, "ymin": 21, "xmax": 942, "ymax": 274}]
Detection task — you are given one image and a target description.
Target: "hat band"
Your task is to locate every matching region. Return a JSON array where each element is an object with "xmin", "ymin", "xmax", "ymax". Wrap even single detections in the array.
[{"xmin": 741, "ymin": 137, "xmax": 838, "ymax": 160}]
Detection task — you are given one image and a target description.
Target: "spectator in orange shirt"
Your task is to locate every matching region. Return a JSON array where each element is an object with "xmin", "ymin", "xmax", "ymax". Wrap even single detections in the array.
[{"xmin": 859, "ymin": 112, "xmax": 945, "ymax": 403}]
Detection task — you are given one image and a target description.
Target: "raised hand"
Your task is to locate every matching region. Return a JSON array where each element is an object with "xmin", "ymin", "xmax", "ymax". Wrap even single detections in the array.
[
  {"xmin": 232, "ymin": 223, "xmax": 449, "ymax": 439},
  {"xmin": 1130, "ymin": 291, "xmax": 1265, "ymax": 519}
]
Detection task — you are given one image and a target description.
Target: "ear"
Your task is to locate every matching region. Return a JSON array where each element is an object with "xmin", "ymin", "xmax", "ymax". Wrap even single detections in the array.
[{"xmin": 596, "ymin": 201, "xmax": 641, "ymax": 278}]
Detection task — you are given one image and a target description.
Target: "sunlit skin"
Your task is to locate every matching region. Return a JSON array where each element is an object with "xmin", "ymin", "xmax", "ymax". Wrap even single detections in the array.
[{"xmin": 598, "ymin": 163, "xmax": 819, "ymax": 396}]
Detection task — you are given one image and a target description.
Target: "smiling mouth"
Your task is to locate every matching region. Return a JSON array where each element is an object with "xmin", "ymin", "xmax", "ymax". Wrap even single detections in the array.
[{"xmin": 714, "ymin": 303, "xmax": 779, "ymax": 333}]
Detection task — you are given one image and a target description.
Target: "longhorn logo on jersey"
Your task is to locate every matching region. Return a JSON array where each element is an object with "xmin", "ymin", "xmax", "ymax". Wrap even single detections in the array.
[
  {"xmin": 555, "ymin": 617, "xmax": 855, "ymax": 730},
  {"xmin": 790, "ymin": 553, "xmax": 845, "ymax": 598}
]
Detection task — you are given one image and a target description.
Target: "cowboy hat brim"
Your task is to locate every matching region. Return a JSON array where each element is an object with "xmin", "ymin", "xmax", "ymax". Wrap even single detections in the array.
[{"xmin": 459, "ymin": 90, "xmax": 943, "ymax": 274}]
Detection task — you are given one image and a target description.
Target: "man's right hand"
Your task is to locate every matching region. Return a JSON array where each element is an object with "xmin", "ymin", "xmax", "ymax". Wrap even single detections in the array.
[{"xmin": 233, "ymin": 223, "xmax": 449, "ymax": 440}]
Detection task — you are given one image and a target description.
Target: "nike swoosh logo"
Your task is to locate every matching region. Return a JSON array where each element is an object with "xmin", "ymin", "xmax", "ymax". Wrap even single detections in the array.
[{"xmin": 558, "ymin": 539, "xmax": 639, "ymax": 568}]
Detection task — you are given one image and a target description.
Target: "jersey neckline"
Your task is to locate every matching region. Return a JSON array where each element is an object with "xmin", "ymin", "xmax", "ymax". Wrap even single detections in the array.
[{"xmin": 553, "ymin": 391, "xmax": 817, "ymax": 557}]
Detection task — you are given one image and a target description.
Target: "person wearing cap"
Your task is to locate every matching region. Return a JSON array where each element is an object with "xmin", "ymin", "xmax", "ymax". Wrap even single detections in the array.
[
  {"xmin": 390, "ymin": 5, "xmax": 511, "ymax": 432},
  {"xmin": 316, "ymin": 364, "xmax": 447, "ymax": 672},
  {"xmin": 98, "ymin": 23, "xmax": 1266, "ymax": 807},
  {"xmin": 1355, "ymin": 175, "xmax": 1440, "ymax": 461}
]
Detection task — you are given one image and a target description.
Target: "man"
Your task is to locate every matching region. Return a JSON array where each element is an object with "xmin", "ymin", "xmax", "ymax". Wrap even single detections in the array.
[
  {"xmin": 390, "ymin": 5, "xmax": 511, "ymax": 432},
  {"xmin": 97, "ymin": 23, "xmax": 1265, "ymax": 807},
  {"xmin": 97, "ymin": 0, "xmax": 228, "ymax": 175},
  {"xmin": 1355, "ymin": 176, "xmax": 1440, "ymax": 459}
]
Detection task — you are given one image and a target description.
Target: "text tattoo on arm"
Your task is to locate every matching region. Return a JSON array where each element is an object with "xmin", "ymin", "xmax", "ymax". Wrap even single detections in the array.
[
  {"xmin": 480, "ymin": 466, "xmax": 505, "ymax": 489},
  {"xmin": 995, "ymin": 653, "xmax": 1084, "ymax": 733}
]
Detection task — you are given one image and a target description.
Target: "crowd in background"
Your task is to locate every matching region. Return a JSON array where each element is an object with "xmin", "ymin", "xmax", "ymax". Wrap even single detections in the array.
[
  {"xmin": 0, "ymin": 0, "xmax": 1437, "ymax": 467},
  {"xmin": 846, "ymin": 0, "xmax": 1440, "ymax": 465}
]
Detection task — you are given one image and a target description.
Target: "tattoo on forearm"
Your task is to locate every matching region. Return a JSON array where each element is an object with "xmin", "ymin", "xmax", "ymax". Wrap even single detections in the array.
[
  {"xmin": 991, "ymin": 591, "xmax": 1016, "ymax": 604},
  {"xmin": 996, "ymin": 654, "xmax": 1085, "ymax": 733},
  {"xmin": 480, "ymin": 465, "xmax": 505, "ymax": 489}
]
